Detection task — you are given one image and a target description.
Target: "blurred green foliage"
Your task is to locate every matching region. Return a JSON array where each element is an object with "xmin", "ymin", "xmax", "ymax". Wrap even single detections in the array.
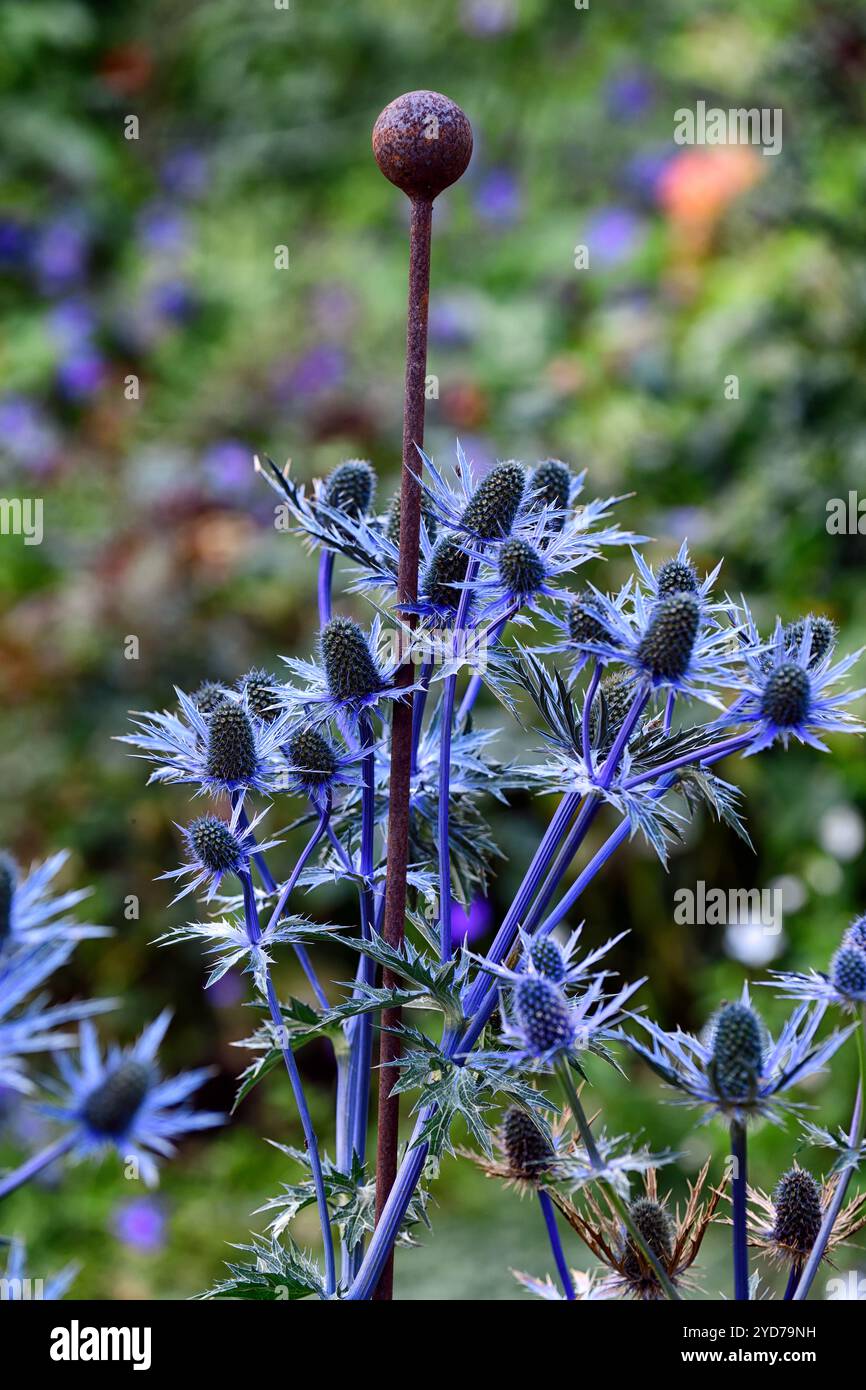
[{"xmin": 1, "ymin": 0, "xmax": 865, "ymax": 1299}]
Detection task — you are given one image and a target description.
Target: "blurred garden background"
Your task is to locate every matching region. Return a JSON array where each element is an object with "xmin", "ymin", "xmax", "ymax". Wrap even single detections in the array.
[{"xmin": 2, "ymin": 0, "xmax": 866, "ymax": 1299}]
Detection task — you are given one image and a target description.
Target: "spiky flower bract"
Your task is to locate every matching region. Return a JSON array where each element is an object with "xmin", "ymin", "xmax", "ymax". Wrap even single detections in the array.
[
  {"xmin": 0, "ymin": 939, "xmax": 115, "ymax": 1094},
  {"xmin": 281, "ymin": 613, "xmax": 421, "ymax": 726},
  {"xmin": 44, "ymin": 1012, "xmax": 222, "ymax": 1186},
  {"xmin": 717, "ymin": 613, "xmax": 864, "ymax": 753},
  {"xmin": 1, "ymin": 1237, "xmax": 78, "ymax": 1301},
  {"xmin": 620, "ymin": 983, "xmax": 852, "ymax": 1124},
  {"xmin": 322, "ymin": 459, "xmax": 376, "ymax": 519},
  {"xmin": 160, "ymin": 810, "xmax": 279, "ymax": 903},
  {"xmin": 632, "ymin": 542, "xmax": 721, "ymax": 608},
  {"xmin": 122, "ymin": 688, "xmax": 292, "ymax": 806},
  {"xmin": 764, "ymin": 929, "xmax": 866, "ymax": 1013},
  {"xmin": 743, "ymin": 1167, "xmax": 866, "ymax": 1270},
  {"xmin": 553, "ymin": 1163, "xmax": 721, "ymax": 1300},
  {"xmin": 0, "ymin": 850, "xmax": 107, "ymax": 954}
]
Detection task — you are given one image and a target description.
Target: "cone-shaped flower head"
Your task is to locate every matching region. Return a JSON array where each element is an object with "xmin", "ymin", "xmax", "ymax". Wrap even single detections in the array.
[
  {"xmin": 286, "ymin": 726, "xmax": 339, "ymax": 788},
  {"xmin": 784, "ymin": 615, "xmax": 837, "ymax": 667},
  {"xmin": 845, "ymin": 915, "xmax": 866, "ymax": 952},
  {"xmin": 237, "ymin": 668, "xmax": 279, "ymax": 722},
  {"xmin": 186, "ymin": 817, "xmax": 246, "ymax": 877},
  {"xmin": 192, "ymin": 681, "xmax": 229, "ymax": 717},
  {"xmin": 568, "ymin": 591, "xmax": 609, "ymax": 646},
  {"xmin": 423, "ymin": 534, "xmax": 469, "ymax": 611},
  {"xmin": 205, "ymin": 703, "xmax": 259, "ymax": 784},
  {"xmin": 514, "ymin": 974, "xmax": 574, "ymax": 1058},
  {"xmin": 760, "ymin": 661, "xmax": 811, "ymax": 730},
  {"xmin": 529, "ymin": 459, "xmax": 571, "ymax": 512},
  {"xmin": 590, "ymin": 674, "xmax": 636, "ymax": 754},
  {"xmin": 499, "ymin": 537, "xmax": 546, "ymax": 601},
  {"xmin": 771, "ymin": 1168, "xmax": 823, "ymax": 1255},
  {"xmin": 322, "ymin": 459, "xmax": 376, "ymax": 518},
  {"xmin": 656, "ymin": 556, "xmax": 699, "ymax": 598},
  {"xmin": 709, "ymin": 1002, "xmax": 765, "ymax": 1102},
  {"xmin": 460, "ymin": 460, "xmax": 525, "ymax": 539},
  {"xmin": 386, "ymin": 489, "xmax": 437, "ymax": 547},
  {"xmin": 830, "ymin": 943, "xmax": 866, "ymax": 1000},
  {"xmin": 636, "ymin": 592, "xmax": 700, "ymax": 681},
  {"xmin": 622, "ymin": 1197, "xmax": 675, "ymax": 1280},
  {"xmin": 319, "ymin": 617, "xmax": 383, "ymax": 703},
  {"xmin": 502, "ymin": 1106, "xmax": 554, "ymax": 1180},
  {"xmin": 82, "ymin": 1059, "xmax": 152, "ymax": 1139},
  {"xmin": 527, "ymin": 935, "xmax": 567, "ymax": 984}
]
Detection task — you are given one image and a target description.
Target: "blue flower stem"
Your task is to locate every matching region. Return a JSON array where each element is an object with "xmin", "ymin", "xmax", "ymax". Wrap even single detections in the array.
[
  {"xmin": 793, "ymin": 1006, "xmax": 866, "ymax": 1300},
  {"xmin": 346, "ymin": 715, "xmax": 377, "ymax": 1177},
  {"xmin": 783, "ymin": 1263, "xmax": 801, "ymax": 1300},
  {"xmin": 349, "ymin": 752, "xmax": 663, "ymax": 1299},
  {"xmin": 455, "ymin": 606, "xmax": 517, "ymax": 727},
  {"xmin": 622, "ymin": 732, "xmax": 751, "ymax": 791},
  {"xmin": 731, "ymin": 1119, "xmax": 749, "ymax": 1301},
  {"xmin": 234, "ymin": 801, "xmax": 327, "ymax": 1009},
  {"xmin": 239, "ymin": 870, "xmax": 336, "ymax": 1296},
  {"xmin": 663, "ymin": 689, "xmax": 676, "ymax": 734},
  {"xmin": 0, "ymin": 1132, "xmax": 77, "ymax": 1202},
  {"xmin": 581, "ymin": 662, "xmax": 601, "ymax": 772},
  {"xmin": 262, "ymin": 799, "xmax": 332, "ymax": 1011},
  {"xmin": 318, "ymin": 551, "xmax": 334, "ymax": 626},
  {"xmin": 438, "ymin": 560, "xmax": 479, "ymax": 961},
  {"xmin": 410, "ymin": 660, "xmax": 433, "ymax": 774},
  {"xmin": 554, "ymin": 1056, "xmax": 680, "ymax": 1301},
  {"xmin": 538, "ymin": 1189, "xmax": 576, "ymax": 1300}
]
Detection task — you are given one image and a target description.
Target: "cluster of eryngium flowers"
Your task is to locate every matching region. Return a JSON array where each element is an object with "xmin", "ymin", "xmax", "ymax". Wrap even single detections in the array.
[
  {"xmin": 0, "ymin": 850, "xmax": 223, "ymax": 1296},
  {"xmin": 8, "ymin": 442, "xmax": 863, "ymax": 1302}
]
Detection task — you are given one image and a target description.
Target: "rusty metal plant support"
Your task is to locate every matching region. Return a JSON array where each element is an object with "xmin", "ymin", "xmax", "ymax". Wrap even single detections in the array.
[{"xmin": 371, "ymin": 90, "xmax": 472, "ymax": 1299}]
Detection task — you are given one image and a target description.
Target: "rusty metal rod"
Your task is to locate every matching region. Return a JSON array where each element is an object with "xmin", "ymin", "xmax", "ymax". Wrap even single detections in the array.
[{"xmin": 370, "ymin": 90, "xmax": 472, "ymax": 1300}]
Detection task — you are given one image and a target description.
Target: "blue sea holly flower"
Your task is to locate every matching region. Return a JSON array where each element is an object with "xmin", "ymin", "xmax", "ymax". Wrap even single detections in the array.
[
  {"xmin": 44, "ymin": 1012, "xmax": 223, "ymax": 1187},
  {"xmin": 845, "ymin": 914, "xmax": 866, "ymax": 952},
  {"xmin": 565, "ymin": 576, "xmax": 742, "ymax": 705},
  {"xmin": 321, "ymin": 458, "xmax": 376, "ymax": 519},
  {"xmin": 0, "ymin": 939, "xmax": 115, "ymax": 1094},
  {"xmin": 513, "ymin": 974, "xmax": 576, "ymax": 1059},
  {"xmin": 192, "ymin": 680, "xmax": 230, "ymax": 716},
  {"xmin": 743, "ymin": 1167, "xmax": 866, "ymax": 1270},
  {"xmin": 493, "ymin": 956, "xmax": 644, "ymax": 1072},
  {"xmin": 541, "ymin": 581, "xmax": 633, "ymax": 681},
  {"xmin": 281, "ymin": 614, "xmax": 422, "ymax": 726},
  {"xmin": 528, "ymin": 458, "xmax": 573, "ymax": 522},
  {"xmin": 0, "ymin": 849, "xmax": 108, "ymax": 955},
  {"xmin": 476, "ymin": 925, "xmax": 631, "ymax": 994},
  {"xmin": 764, "ymin": 939, "xmax": 866, "ymax": 1014},
  {"xmin": 417, "ymin": 444, "xmax": 527, "ymax": 541},
  {"xmin": 236, "ymin": 668, "xmax": 281, "ymax": 722},
  {"xmin": 122, "ymin": 688, "xmax": 293, "ymax": 809},
  {"xmin": 783, "ymin": 614, "xmax": 837, "ymax": 668},
  {"xmin": 281, "ymin": 722, "xmax": 363, "ymax": 805},
  {"xmin": 620, "ymin": 984, "xmax": 852, "ymax": 1124},
  {"xmin": 160, "ymin": 810, "xmax": 281, "ymax": 904},
  {"xmin": 717, "ymin": 615, "xmax": 864, "ymax": 754},
  {"xmin": 632, "ymin": 540, "xmax": 722, "ymax": 610}
]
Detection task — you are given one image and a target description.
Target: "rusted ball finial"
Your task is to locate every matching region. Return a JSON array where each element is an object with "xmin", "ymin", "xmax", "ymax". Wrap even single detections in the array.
[{"xmin": 372, "ymin": 90, "xmax": 473, "ymax": 201}]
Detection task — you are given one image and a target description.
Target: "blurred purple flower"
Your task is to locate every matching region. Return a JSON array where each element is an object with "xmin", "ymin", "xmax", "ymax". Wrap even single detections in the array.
[
  {"xmin": 209, "ymin": 971, "xmax": 244, "ymax": 1008},
  {"xmin": 460, "ymin": 0, "xmax": 517, "ymax": 37},
  {"xmin": 474, "ymin": 169, "xmax": 521, "ymax": 227},
  {"xmin": 49, "ymin": 299, "xmax": 97, "ymax": 349},
  {"xmin": 429, "ymin": 295, "xmax": 476, "ymax": 349},
  {"xmin": 583, "ymin": 206, "xmax": 645, "ymax": 267},
  {"xmin": 0, "ymin": 395, "xmax": 58, "ymax": 471},
  {"xmin": 201, "ymin": 439, "xmax": 253, "ymax": 495},
  {"xmin": 112, "ymin": 1197, "xmax": 166, "ymax": 1253},
  {"xmin": 148, "ymin": 279, "xmax": 197, "ymax": 325},
  {"xmin": 452, "ymin": 898, "xmax": 493, "ymax": 946},
  {"xmin": 32, "ymin": 216, "xmax": 89, "ymax": 293},
  {"xmin": 0, "ymin": 218, "xmax": 33, "ymax": 269},
  {"xmin": 160, "ymin": 148, "xmax": 209, "ymax": 200},
  {"xmin": 137, "ymin": 202, "xmax": 190, "ymax": 256},
  {"xmin": 606, "ymin": 69, "xmax": 655, "ymax": 120},
  {"xmin": 273, "ymin": 345, "xmax": 347, "ymax": 402},
  {"xmin": 311, "ymin": 285, "xmax": 357, "ymax": 336},
  {"xmin": 624, "ymin": 149, "xmax": 674, "ymax": 203},
  {"xmin": 57, "ymin": 350, "xmax": 107, "ymax": 400}
]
